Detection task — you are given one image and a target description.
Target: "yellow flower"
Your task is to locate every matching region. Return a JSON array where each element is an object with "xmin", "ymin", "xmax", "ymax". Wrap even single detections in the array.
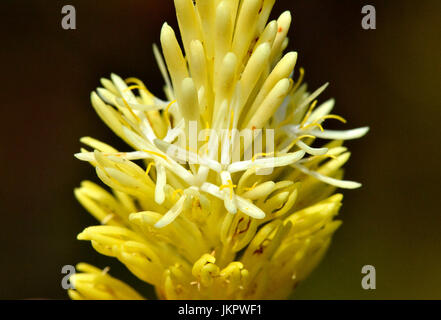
[{"xmin": 70, "ymin": 0, "xmax": 368, "ymax": 300}]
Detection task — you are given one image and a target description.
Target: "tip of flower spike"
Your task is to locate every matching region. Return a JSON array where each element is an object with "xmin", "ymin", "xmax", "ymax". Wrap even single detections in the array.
[
  {"xmin": 338, "ymin": 180, "xmax": 362, "ymax": 189},
  {"xmin": 110, "ymin": 73, "xmax": 120, "ymax": 83},
  {"xmin": 311, "ymin": 126, "xmax": 370, "ymax": 141},
  {"xmin": 74, "ymin": 153, "xmax": 91, "ymax": 161},
  {"xmin": 160, "ymin": 23, "xmax": 174, "ymax": 42},
  {"xmin": 280, "ymin": 10, "xmax": 292, "ymax": 20},
  {"xmin": 285, "ymin": 51, "xmax": 298, "ymax": 67},
  {"xmin": 90, "ymin": 91, "xmax": 99, "ymax": 104},
  {"xmin": 359, "ymin": 126, "xmax": 370, "ymax": 137},
  {"xmin": 345, "ymin": 126, "xmax": 370, "ymax": 139},
  {"xmin": 77, "ymin": 232, "xmax": 87, "ymax": 240},
  {"xmin": 73, "ymin": 187, "xmax": 82, "ymax": 199}
]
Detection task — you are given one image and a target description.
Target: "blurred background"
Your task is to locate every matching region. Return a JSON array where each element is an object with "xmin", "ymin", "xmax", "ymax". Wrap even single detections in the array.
[{"xmin": 0, "ymin": 0, "xmax": 439, "ymax": 299}]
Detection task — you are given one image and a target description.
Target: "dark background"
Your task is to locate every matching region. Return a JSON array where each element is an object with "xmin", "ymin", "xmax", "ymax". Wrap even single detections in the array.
[{"xmin": 0, "ymin": 0, "xmax": 439, "ymax": 299}]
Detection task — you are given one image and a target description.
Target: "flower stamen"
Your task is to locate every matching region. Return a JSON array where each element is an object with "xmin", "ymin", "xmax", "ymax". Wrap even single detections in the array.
[
  {"xmin": 252, "ymin": 152, "xmax": 274, "ymax": 162},
  {"xmin": 145, "ymin": 162, "xmax": 156, "ymax": 176},
  {"xmin": 299, "ymin": 100, "xmax": 318, "ymax": 128},
  {"xmin": 219, "ymin": 180, "xmax": 237, "ymax": 200},
  {"xmin": 291, "ymin": 67, "xmax": 305, "ymax": 93},
  {"xmin": 164, "ymin": 100, "xmax": 177, "ymax": 128}
]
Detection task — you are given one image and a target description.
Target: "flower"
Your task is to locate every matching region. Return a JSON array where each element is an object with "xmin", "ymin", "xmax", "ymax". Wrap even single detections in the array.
[{"xmin": 70, "ymin": 0, "xmax": 368, "ymax": 300}]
